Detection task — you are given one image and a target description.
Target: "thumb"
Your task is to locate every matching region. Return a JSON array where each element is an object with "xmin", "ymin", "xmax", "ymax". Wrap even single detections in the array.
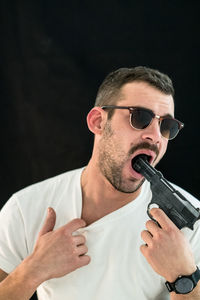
[{"xmin": 38, "ymin": 207, "xmax": 56, "ymax": 238}]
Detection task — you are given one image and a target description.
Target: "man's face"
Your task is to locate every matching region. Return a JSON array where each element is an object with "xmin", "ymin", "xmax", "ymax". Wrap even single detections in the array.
[{"xmin": 98, "ymin": 81, "xmax": 174, "ymax": 194}]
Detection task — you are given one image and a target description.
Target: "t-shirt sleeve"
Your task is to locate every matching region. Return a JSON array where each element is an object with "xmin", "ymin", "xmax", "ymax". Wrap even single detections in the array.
[{"xmin": 0, "ymin": 195, "xmax": 28, "ymax": 273}]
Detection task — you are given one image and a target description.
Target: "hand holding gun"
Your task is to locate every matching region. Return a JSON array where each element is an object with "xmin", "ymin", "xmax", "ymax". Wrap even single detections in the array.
[{"xmin": 132, "ymin": 155, "xmax": 200, "ymax": 230}]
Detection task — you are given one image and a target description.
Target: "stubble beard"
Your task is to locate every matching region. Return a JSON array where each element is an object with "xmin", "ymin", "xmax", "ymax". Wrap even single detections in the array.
[{"xmin": 98, "ymin": 122, "xmax": 146, "ymax": 194}]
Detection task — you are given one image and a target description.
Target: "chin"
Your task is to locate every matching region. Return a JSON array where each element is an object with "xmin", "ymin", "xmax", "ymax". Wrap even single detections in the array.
[{"xmin": 116, "ymin": 178, "xmax": 145, "ymax": 194}]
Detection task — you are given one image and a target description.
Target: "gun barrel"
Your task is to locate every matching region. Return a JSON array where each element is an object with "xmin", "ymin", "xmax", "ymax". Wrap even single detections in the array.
[{"xmin": 132, "ymin": 156, "xmax": 161, "ymax": 182}]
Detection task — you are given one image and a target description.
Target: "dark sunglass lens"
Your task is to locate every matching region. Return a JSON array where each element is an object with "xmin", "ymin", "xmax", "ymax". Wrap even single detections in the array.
[
  {"xmin": 131, "ymin": 109, "xmax": 153, "ymax": 129},
  {"xmin": 161, "ymin": 119, "xmax": 179, "ymax": 139}
]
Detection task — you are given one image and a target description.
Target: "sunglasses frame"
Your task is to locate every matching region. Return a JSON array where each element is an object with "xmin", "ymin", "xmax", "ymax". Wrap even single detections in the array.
[{"xmin": 101, "ymin": 105, "xmax": 184, "ymax": 140}]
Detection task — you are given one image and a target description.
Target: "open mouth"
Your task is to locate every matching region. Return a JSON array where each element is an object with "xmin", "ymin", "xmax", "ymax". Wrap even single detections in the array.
[
  {"xmin": 131, "ymin": 150, "xmax": 156, "ymax": 177},
  {"xmin": 131, "ymin": 154, "xmax": 151, "ymax": 174},
  {"xmin": 131, "ymin": 154, "xmax": 151, "ymax": 168}
]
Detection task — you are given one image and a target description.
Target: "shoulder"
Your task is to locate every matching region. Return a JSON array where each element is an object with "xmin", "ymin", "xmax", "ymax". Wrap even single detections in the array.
[
  {"xmin": 0, "ymin": 167, "xmax": 85, "ymax": 254},
  {"xmin": 2, "ymin": 167, "xmax": 84, "ymax": 218},
  {"xmin": 15, "ymin": 167, "xmax": 83, "ymax": 201}
]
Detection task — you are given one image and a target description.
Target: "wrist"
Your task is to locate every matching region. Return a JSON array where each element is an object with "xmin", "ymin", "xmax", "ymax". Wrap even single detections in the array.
[
  {"xmin": 2, "ymin": 256, "xmax": 45, "ymax": 299},
  {"xmin": 20, "ymin": 254, "xmax": 49, "ymax": 287},
  {"xmin": 165, "ymin": 265, "xmax": 197, "ymax": 283},
  {"xmin": 165, "ymin": 266, "xmax": 200, "ymax": 295}
]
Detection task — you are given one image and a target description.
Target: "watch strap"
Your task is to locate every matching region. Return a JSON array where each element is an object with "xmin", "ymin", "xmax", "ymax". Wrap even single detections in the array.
[
  {"xmin": 165, "ymin": 266, "xmax": 200, "ymax": 294},
  {"xmin": 192, "ymin": 266, "xmax": 200, "ymax": 283}
]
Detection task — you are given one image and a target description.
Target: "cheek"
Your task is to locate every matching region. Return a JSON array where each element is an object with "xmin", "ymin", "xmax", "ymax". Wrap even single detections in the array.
[{"xmin": 156, "ymin": 140, "xmax": 168, "ymax": 163}]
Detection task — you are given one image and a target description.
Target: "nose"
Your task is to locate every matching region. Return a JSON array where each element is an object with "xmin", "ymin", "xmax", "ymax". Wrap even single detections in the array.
[{"xmin": 141, "ymin": 118, "xmax": 162, "ymax": 144}]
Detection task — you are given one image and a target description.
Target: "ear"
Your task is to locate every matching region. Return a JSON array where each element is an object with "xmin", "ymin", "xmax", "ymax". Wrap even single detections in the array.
[{"xmin": 87, "ymin": 107, "xmax": 107, "ymax": 135}]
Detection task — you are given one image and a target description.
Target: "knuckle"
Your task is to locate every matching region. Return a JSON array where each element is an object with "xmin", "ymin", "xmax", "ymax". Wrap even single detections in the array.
[
  {"xmin": 72, "ymin": 248, "xmax": 78, "ymax": 256},
  {"xmin": 71, "ymin": 238, "xmax": 77, "ymax": 247},
  {"xmin": 166, "ymin": 226, "xmax": 176, "ymax": 237},
  {"xmin": 151, "ymin": 207, "xmax": 161, "ymax": 217},
  {"xmin": 146, "ymin": 220, "xmax": 153, "ymax": 228},
  {"xmin": 71, "ymin": 218, "xmax": 80, "ymax": 224},
  {"xmin": 73, "ymin": 243, "xmax": 79, "ymax": 252},
  {"xmin": 78, "ymin": 235, "xmax": 86, "ymax": 245},
  {"xmin": 79, "ymin": 245, "xmax": 87, "ymax": 255},
  {"xmin": 155, "ymin": 230, "xmax": 162, "ymax": 239},
  {"xmin": 73, "ymin": 218, "xmax": 86, "ymax": 227},
  {"xmin": 82, "ymin": 235, "xmax": 86, "ymax": 243},
  {"xmin": 68, "ymin": 219, "xmax": 78, "ymax": 228}
]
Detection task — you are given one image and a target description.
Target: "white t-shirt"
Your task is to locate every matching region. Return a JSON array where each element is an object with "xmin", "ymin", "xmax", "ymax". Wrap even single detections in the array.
[{"xmin": 0, "ymin": 167, "xmax": 200, "ymax": 300}]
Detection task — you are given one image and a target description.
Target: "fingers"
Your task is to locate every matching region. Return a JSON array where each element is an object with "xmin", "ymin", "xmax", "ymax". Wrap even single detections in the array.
[
  {"xmin": 62, "ymin": 218, "xmax": 86, "ymax": 235},
  {"xmin": 73, "ymin": 235, "xmax": 88, "ymax": 257},
  {"xmin": 140, "ymin": 243, "xmax": 148, "ymax": 256},
  {"xmin": 73, "ymin": 236, "xmax": 90, "ymax": 267},
  {"xmin": 141, "ymin": 208, "xmax": 174, "ymax": 248},
  {"xmin": 73, "ymin": 235, "xmax": 86, "ymax": 246},
  {"xmin": 79, "ymin": 255, "xmax": 91, "ymax": 266},
  {"xmin": 140, "ymin": 209, "xmax": 197, "ymax": 281},
  {"xmin": 38, "ymin": 207, "xmax": 56, "ymax": 238},
  {"xmin": 141, "ymin": 230, "xmax": 153, "ymax": 247},
  {"xmin": 141, "ymin": 208, "xmax": 179, "ymax": 251},
  {"xmin": 146, "ymin": 219, "xmax": 160, "ymax": 234},
  {"xmin": 76, "ymin": 244, "xmax": 88, "ymax": 256},
  {"xmin": 150, "ymin": 208, "xmax": 178, "ymax": 231},
  {"xmin": 79, "ymin": 254, "xmax": 91, "ymax": 266},
  {"xmin": 34, "ymin": 212, "xmax": 90, "ymax": 279}
]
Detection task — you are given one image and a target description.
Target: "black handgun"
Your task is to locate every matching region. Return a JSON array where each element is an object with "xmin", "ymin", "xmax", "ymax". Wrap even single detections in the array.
[{"xmin": 132, "ymin": 155, "xmax": 200, "ymax": 230}]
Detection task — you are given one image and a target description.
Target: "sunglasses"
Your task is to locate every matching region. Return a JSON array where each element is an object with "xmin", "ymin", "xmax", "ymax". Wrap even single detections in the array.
[{"xmin": 101, "ymin": 105, "xmax": 184, "ymax": 140}]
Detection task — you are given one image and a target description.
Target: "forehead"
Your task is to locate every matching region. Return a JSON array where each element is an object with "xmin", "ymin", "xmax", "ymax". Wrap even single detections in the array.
[{"xmin": 118, "ymin": 81, "xmax": 175, "ymax": 116}]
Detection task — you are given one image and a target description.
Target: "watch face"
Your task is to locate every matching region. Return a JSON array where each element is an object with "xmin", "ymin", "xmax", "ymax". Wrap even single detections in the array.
[{"xmin": 175, "ymin": 277, "xmax": 194, "ymax": 294}]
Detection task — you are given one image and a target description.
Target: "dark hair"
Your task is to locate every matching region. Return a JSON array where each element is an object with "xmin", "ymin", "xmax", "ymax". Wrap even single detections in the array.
[{"xmin": 95, "ymin": 67, "xmax": 174, "ymax": 110}]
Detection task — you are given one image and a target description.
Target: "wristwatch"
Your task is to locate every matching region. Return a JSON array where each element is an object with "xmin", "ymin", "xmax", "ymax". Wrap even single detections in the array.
[{"xmin": 165, "ymin": 267, "xmax": 200, "ymax": 294}]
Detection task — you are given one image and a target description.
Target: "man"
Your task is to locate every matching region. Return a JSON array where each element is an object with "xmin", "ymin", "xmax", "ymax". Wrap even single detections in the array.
[{"xmin": 0, "ymin": 67, "xmax": 200, "ymax": 300}]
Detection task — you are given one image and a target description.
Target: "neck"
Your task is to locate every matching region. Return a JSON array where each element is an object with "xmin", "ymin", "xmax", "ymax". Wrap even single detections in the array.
[{"xmin": 81, "ymin": 159, "xmax": 142, "ymax": 225}]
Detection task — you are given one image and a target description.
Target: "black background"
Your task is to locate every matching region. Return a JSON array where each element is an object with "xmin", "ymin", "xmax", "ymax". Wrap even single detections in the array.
[{"xmin": 1, "ymin": 1, "xmax": 200, "ymax": 299}]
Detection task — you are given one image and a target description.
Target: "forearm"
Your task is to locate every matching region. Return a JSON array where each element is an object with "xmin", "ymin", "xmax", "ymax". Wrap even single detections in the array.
[
  {"xmin": 0, "ymin": 256, "xmax": 44, "ymax": 300},
  {"xmin": 170, "ymin": 282, "xmax": 200, "ymax": 300}
]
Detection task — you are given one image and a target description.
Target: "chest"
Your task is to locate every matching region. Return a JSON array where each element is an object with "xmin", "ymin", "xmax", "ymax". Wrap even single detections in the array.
[{"xmin": 37, "ymin": 209, "xmax": 168, "ymax": 300}]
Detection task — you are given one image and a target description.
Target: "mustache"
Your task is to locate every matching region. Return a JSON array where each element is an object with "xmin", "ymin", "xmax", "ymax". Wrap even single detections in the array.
[{"xmin": 128, "ymin": 142, "xmax": 159, "ymax": 157}]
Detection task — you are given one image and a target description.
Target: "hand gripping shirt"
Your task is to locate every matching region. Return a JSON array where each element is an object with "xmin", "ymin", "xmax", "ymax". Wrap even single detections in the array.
[{"xmin": 0, "ymin": 167, "xmax": 200, "ymax": 300}]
